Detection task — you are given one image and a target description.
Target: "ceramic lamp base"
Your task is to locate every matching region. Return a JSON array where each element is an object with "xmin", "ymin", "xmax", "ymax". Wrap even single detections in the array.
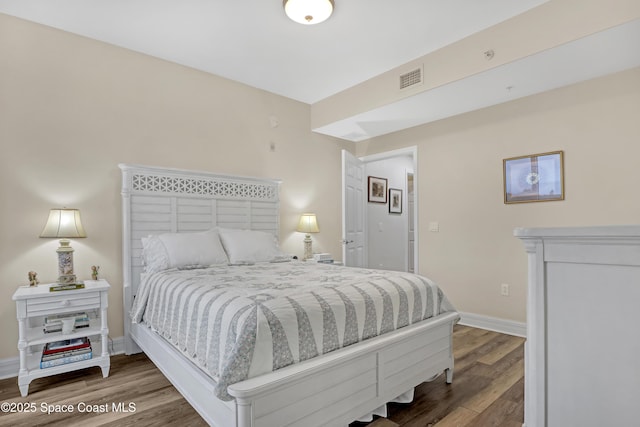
[
  {"xmin": 303, "ymin": 234, "xmax": 313, "ymax": 260},
  {"xmin": 57, "ymin": 239, "xmax": 77, "ymax": 284}
]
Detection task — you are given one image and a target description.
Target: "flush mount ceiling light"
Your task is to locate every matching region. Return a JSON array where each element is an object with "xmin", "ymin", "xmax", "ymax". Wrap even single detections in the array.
[{"xmin": 283, "ymin": 0, "xmax": 334, "ymax": 25}]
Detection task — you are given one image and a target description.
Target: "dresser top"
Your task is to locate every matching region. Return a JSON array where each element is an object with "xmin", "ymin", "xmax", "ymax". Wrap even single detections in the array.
[{"xmin": 514, "ymin": 225, "xmax": 640, "ymax": 239}]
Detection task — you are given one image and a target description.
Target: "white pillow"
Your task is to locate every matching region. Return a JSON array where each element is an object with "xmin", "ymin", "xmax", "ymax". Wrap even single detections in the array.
[
  {"xmin": 141, "ymin": 235, "xmax": 170, "ymax": 273},
  {"xmin": 141, "ymin": 230, "xmax": 228, "ymax": 273},
  {"xmin": 218, "ymin": 228, "xmax": 287, "ymax": 264}
]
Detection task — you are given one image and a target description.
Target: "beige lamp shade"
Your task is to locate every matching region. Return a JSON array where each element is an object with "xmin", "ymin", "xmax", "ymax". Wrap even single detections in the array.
[
  {"xmin": 40, "ymin": 208, "xmax": 86, "ymax": 284},
  {"xmin": 40, "ymin": 208, "xmax": 87, "ymax": 238},
  {"xmin": 296, "ymin": 213, "xmax": 319, "ymax": 234}
]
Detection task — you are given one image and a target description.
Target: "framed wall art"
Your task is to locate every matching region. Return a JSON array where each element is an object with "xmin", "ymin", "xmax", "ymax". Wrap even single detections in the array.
[
  {"xmin": 389, "ymin": 188, "xmax": 402, "ymax": 214},
  {"xmin": 503, "ymin": 151, "xmax": 564, "ymax": 204},
  {"xmin": 367, "ymin": 176, "xmax": 387, "ymax": 203}
]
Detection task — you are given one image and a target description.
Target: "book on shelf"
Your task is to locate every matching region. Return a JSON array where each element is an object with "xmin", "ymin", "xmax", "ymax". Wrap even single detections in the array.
[
  {"xmin": 40, "ymin": 337, "xmax": 93, "ymax": 368},
  {"xmin": 43, "ymin": 312, "xmax": 90, "ymax": 334},
  {"xmin": 43, "ymin": 319, "xmax": 90, "ymax": 334},
  {"xmin": 43, "ymin": 321, "xmax": 90, "ymax": 334},
  {"xmin": 43, "ymin": 337, "xmax": 91, "ymax": 355},
  {"xmin": 40, "ymin": 350, "xmax": 92, "ymax": 369},
  {"xmin": 41, "ymin": 347, "xmax": 92, "ymax": 362},
  {"xmin": 45, "ymin": 312, "xmax": 89, "ymax": 323}
]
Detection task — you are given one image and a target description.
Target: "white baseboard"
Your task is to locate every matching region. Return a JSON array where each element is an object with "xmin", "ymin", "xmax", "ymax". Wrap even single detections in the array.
[
  {"xmin": 458, "ymin": 312, "xmax": 527, "ymax": 337},
  {"xmin": 0, "ymin": 357, "xmax": 19, "ymax": 381},
  {"xmin": 0, "ymin": 336, "xmax": 125, "ymax": 380}
]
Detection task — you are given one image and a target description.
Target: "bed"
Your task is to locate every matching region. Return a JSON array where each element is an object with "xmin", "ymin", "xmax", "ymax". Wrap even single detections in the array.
[{"xmin": 120, "ymin": 163, "xmax": 460, "ymax": 427}]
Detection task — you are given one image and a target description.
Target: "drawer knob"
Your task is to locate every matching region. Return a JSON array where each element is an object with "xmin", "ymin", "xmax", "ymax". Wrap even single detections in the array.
[{"xmin": 60, "ymin": 300, "xmax": 70, "ymax": 307}]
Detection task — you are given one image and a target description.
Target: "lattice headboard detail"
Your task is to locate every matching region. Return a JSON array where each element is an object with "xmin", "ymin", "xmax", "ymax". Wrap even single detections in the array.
[
  {"xmin": 130, "ymin": 172, "xmax": 278, "ymax": 200},
  {"xmin": 119, "ymin": 163, "xmax": 281, "ymax": 353}
]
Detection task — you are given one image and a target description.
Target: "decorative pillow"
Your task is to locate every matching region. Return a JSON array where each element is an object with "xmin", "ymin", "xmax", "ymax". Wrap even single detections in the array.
[
  {"xmin": 217, "ymin": 228, "xmax": 288, "ymax": 264},
  {"xmin": 141, "ymin": 230, "xmax": 228, "ymax": 273},
  {"xmin": 141, "ymin": 235, "xmax": 170, "ymax": 273}
]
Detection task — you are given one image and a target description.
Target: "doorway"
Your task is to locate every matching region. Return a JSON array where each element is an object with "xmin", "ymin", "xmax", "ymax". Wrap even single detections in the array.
[{"xmin": 342, "ymin": 146, "xmax": 418, "ymax": 272}]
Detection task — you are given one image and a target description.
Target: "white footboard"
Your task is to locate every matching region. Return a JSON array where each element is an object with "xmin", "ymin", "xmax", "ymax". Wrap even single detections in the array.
[{"xmin": 132, "ymin": 311, "xmax": 458, "ymax": 427}]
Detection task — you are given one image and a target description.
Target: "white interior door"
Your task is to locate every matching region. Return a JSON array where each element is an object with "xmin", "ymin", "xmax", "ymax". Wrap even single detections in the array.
[
  {"xmin": 342, "ymin": 150, "xmax": 366, "ymax": 267},
  {"xmin": 407, "ymin": 172, "xmax": 415, "ymax": 273}
]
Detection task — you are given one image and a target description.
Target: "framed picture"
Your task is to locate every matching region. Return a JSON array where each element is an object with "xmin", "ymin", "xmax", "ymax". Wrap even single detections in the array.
[
  {"xmin": 503, "ymin": 151, "xmax": 564, "ymax": 204},
  {"xmin": 368, "ymin": 176, "xmax": 388, "ymax": 203},
  {"xmin": 389, "ymin": 188, "xmax": 402, "ymax": 214}
]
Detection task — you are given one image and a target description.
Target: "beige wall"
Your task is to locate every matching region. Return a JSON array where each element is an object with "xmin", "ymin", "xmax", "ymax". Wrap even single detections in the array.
[
  {"xmin": 356, "ymin": 67, "xmax": 640, "ymax": 323},
  {"xmin": 0, "ymin": 14, "xmax": 350, "ymax": 360}
]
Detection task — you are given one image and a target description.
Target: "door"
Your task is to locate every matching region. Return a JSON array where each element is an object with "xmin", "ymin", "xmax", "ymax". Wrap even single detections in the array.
[
  {"xmin": 358, "ymin": 147, "xmax": 418, "ymax": 272},
  {"xmin": 407, "ymin": 173, "xmax": 415, "ymax": 273},
  {"xmin": 342, "ymin": 150, "xmax": 366, "ymax": 267}
]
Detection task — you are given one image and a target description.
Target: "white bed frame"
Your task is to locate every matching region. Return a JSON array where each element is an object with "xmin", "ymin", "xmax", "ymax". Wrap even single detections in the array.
[{"xmin": 119, "ymin": 163, "xmax": 459, "ymax": 427}]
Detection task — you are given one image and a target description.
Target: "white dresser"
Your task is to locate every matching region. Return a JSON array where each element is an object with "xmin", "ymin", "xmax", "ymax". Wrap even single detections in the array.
[{"xmin": 516, "ymin": 226, "xmax": 640, "ymax": 427}]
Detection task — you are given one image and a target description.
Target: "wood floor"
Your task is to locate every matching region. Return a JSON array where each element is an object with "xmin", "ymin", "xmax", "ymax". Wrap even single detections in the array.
[{"xmin": 0, "ymin": 326, "xmax": 524, "ymax": 427}]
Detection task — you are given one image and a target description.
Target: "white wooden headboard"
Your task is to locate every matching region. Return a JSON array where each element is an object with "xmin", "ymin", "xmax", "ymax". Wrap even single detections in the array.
[{"xmin": 119, "ymin": 163, "xmax": 281, "ymax": 354}]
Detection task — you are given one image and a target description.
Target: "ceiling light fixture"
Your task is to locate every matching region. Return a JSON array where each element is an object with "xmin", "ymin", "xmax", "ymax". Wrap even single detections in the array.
[{"xmin": 283, "ymin": 0, "xmax": 334, "ymax": 25}]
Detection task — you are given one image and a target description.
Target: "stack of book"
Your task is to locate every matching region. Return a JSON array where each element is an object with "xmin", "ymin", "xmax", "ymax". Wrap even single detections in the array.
[
  {"xmin": 40, "ymin": 337, "xmax": 92, "ymax": 369},
  {"xmin": 43, "ymin": 312, "xmax": 90, "ymax": 334}
]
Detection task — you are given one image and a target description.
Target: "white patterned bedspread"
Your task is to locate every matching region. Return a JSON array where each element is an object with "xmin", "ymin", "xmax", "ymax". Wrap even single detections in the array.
[{"xmin": 131, "ymin": 261, "xmax": 456, "ymax": 400}]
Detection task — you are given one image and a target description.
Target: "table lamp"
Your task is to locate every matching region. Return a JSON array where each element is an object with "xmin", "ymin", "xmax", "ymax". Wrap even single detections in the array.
[
  {"xmin": 40, "ymin": 208, "xmax": 86, "ymax": 284},
  {"xmin": 296, "ymin": 213, "xmax": 319, "ymax": 260}
]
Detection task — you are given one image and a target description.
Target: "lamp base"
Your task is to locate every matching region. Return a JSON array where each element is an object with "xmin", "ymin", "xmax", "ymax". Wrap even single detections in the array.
[
  {"xmin": 303, "ymin": 234, "xmax": 313, "ymax": 260},
  {"xmin": 56, "ymin": 239, "xmax": 77, "ymax": 284}
]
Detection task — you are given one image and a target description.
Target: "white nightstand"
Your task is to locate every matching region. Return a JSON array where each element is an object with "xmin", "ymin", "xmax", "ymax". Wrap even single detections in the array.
[{"xmin": 12, "ymin": 279, "xmax": 110, "ymax": 396}]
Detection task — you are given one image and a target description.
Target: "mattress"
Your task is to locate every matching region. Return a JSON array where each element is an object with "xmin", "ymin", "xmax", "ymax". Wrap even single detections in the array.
[{"xmin": 130, "ymin": 261, "xmax": 455, "ymax": 400}]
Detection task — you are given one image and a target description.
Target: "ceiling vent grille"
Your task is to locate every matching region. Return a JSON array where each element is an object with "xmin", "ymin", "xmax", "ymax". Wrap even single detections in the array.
[{"xmin": 399, "ymin": 66, "xmax": 423, "ymax": 90}]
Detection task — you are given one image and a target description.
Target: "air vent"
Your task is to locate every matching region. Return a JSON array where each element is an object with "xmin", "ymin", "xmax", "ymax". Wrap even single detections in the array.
[{"xmin": 399, "ymin": 66, "xmax": 423, "ymax": 90}]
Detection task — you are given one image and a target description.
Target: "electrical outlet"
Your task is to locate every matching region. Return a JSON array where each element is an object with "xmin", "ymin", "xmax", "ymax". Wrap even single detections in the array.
[{"xmin": 501, "ymin": 283, "xmax": 510, "ymax": 296}]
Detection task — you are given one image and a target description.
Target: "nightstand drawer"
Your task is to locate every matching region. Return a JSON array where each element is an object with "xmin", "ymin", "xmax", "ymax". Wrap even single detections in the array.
[{"xmin": 26, "ymin": 292, "xmax": 101, "ymax": 316}]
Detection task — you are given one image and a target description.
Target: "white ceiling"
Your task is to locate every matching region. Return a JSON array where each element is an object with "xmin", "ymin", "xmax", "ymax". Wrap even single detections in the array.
[
  {"xmin": 0, "ymin": 0, "xmax": 547, "ymax": 104},
  {"xmin": 1, "ymin": 0, "xmax": 638, "ymax": 142}
]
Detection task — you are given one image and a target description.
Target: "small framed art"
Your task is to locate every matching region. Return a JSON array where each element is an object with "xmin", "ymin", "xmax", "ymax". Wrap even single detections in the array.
[
  {"xmin": 389, "ymin": 188, "xmax": 402, "ymax": 213},
  {"xmin": 503, "ymin": 151, "xmax": 564, "ymax": 204},
  {"xmin": 368, "ymin": 176, "xmax": 387, "ymax": 203}
]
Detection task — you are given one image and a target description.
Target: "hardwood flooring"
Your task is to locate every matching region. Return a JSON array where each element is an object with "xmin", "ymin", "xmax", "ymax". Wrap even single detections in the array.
[
  {"xmin": 0, "ymin": 326, "xmax": 524, "ymax": 426},
  {"xmin": 355, "ymin": 326, "xmax": 525, "ymax": 427}
]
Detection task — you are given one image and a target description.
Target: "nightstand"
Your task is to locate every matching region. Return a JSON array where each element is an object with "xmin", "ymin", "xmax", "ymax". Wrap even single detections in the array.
[{"xmin": 12, "ymin": 279, "xmax": 110, "ymax": 396}]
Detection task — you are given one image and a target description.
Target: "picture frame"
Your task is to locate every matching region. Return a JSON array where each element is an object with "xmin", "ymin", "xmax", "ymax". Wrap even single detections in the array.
[
  {"xmin": 368, "ymin": 176, "xmax": 388, "ymax": 203},
  {"xmin": 503, "ymin": 151, "xmax": 564, "ymax": 204},
  {"xmin": 389, "ymin": 188, "xmax": 402, "ymax": 214}
]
